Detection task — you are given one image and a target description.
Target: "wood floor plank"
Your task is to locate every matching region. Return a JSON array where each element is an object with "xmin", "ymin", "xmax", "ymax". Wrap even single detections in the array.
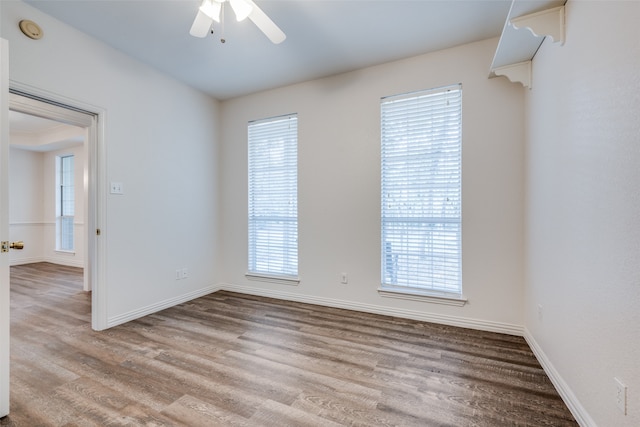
[
  {"xmin": 49, "ymin": 345, "xmax": 187, "ymax": 414},
  {"xmin": 161, "ymin": 395, "xmax": 250, "ymax": 427},
  {"xmin": 290, "ymin": 390, "xmax": 425, "ymax": 427},
  {"xmin": 248, "ymin": 399, "xmax": 344, "ymax": 427},
  {"xmin": 1, "ymin": 262, "xmax": 577, "ymax": 426},
  {"xmin": 153, "ymin": 349, "xmax": 302, "ymax": 406}
]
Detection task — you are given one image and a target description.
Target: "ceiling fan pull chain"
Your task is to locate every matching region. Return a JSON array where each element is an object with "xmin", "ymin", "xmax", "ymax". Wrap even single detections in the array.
[{"xmin": 220, "ymin": 1, "xmax": 226, "ymax": 43}]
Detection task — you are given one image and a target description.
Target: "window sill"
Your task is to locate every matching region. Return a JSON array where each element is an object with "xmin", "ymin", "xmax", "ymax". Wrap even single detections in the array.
[
  {"xmin": 55, "ymin": 250, "xmax": 75, "ymax": 255},
  {"xmin": 245, "ymin": 273, "xmax": 300, "ymax": 286},
  {"xmin": 378, "ymin": 285, "xmax": 467, "ymax": 307}
]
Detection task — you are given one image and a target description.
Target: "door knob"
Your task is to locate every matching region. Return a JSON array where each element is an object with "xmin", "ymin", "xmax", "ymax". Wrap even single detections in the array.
[{"xmin": 10, "ymin": 241, "xmax": 24, "ymax": 250}]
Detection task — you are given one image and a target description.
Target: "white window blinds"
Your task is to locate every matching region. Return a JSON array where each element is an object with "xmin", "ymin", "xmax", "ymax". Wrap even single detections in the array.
[
  {"xmin": 381, "ymin": 85, "xmax": 462, "ymax": 295},
  {"xmin": 248, "ymin": 114, "xmax": 298, "ymax": 278},
  {"xmin": 56, "ymin": 154, "xmax": 74, "ymax": 252}
]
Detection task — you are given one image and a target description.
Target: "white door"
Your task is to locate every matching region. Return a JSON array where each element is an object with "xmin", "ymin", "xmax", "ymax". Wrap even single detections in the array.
[{"xmin": 0, "ymin": 37, "xmax": 11, "ymax": 418}]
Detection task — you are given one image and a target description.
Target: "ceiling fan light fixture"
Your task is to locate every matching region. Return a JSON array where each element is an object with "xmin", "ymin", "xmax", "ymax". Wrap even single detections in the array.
[
  {"xmin": 190, "ymin": 0, "xmax": 285, "ymax": 44},
  {"xmin": 229, "ymin": 0, "xmax": 253, "ymax": 22}
]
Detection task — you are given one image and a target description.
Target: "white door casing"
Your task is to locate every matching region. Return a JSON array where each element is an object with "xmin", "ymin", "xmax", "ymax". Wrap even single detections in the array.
[
  {"xmin": 0, "ymin": 37, "xmax": 11, "ymax": 418},
  {"xmin": 8, "ymin": 85, "xmax": 107, "ymax": 332}
]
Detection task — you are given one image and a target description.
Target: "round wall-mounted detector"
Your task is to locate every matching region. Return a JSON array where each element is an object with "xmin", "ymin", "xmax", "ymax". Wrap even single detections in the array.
[{"xmin": 19, "ymin": 20, "xmax": 43, "ymax": 40}]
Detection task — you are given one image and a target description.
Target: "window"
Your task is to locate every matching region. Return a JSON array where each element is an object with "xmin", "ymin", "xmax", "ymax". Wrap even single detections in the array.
[
  {"xmin": 56, "ymin": 154, "xmax": 74, "ymax": 252},
  {"xmin": 248, "ymin": 114, "xmax": 298, "ymax": 279},
  {"xmin": 381, "ymin": 85, "xmax": 462, "ymax": 297}
]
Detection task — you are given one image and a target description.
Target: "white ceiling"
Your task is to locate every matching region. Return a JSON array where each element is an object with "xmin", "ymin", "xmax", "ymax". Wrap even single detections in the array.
[
  {"xmin": 9, "ymin": 111, "xmax": 84, "ymax": 152},
  {"xmin": 9, "ymin": 110, "xmax": 62, "ymax": 134},
  {"xmin": 24, "ymin": 0, "xmax": 513, "ymax": 100}
]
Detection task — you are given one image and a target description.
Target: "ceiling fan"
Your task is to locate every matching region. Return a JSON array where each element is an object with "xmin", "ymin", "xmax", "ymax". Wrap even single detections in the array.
[{"xmin": 190, "ymin": 0, "xmax": 286, "ymax": 44}]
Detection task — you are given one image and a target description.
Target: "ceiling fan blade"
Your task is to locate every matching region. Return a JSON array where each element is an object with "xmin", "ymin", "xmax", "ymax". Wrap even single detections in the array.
[
  {"xmin": 190, "ymin": 9, "xmax": 214, "ymax": 38},
  {"xmin": 246, "ymin": 0, "xmax": 286, "ymax": 44},
  {"xmin": 229, "ymin": 0, "xmax": 253, "ymax": 21}
]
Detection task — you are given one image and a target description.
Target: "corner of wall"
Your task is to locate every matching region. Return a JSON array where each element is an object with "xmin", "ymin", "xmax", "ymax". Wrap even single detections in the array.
[{"xmin": 523, "ymin": 328, "xmax": 597, "ymax": 427}]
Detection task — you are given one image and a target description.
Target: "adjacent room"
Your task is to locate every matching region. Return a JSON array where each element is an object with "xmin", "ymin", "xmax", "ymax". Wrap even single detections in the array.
[
  {"xmin": 0, "ymin": 0, "xmax": 638, "ymax": 426},
  {"xmin": 8, "ymin": 111, "xmax": 87, "ymax": 271}
]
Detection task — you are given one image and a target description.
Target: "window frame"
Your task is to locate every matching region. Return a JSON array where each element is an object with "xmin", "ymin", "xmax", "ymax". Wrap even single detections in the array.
[
  {"xmin": 378, "ymin": 84, "xmax": 466, "ymax": 305},
  {"xmin": 246, "ymin": 113, "xmax": 299, "ymax": 284},
  {"xmin": 55, "ymin": 154, "xmax": 75, "ymax": 253}
]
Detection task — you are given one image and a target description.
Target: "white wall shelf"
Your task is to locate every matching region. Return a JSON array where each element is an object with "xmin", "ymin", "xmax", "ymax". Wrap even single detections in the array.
[
  {"xmin": 493, "ymin": 61, "xmax": 532, "ymax": 89},
  {"xmin": 490, "ymin": 0, "xmax": 566, "ymax": 89},
  {"xmin": 510, "ymin": 6, "xmax": 565, "ymax": 46}
]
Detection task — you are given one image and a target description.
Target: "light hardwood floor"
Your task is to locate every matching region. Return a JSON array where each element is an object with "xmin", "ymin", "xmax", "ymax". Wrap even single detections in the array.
[{"xmin": 1, "ymin": 262, "xmax": 577, "ymax": 426}]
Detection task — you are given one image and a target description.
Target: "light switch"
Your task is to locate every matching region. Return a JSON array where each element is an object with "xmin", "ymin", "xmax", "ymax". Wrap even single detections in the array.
[{"xmin": 110, "ymin": 182, "xmax": 124, "ymax": 195}]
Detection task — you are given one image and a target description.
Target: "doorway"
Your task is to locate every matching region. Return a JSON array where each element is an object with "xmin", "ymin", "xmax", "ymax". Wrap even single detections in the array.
[
  {"xmin": 8, "ymin": 110, "xmax": 88, "ymax": 288},
  {"xmin": 8, "ymin": 89, "xmax": 106, "ymax": 331}
]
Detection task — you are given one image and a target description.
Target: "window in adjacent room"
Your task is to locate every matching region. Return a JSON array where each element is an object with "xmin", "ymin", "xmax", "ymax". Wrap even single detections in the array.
[
  {"xmin": 247, "ymin": 113, "xmax": 298, "ymax": 282},
  {"xmin": 56, "ymin": 154, "xmax": 74, "ymax": 252},
  {"xmin": 380, "ymin": 84, "xmax": 462, "ymax": 299}
]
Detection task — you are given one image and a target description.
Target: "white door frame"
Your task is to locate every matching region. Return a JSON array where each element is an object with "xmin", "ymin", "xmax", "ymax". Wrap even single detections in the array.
[
  {"xmin": 1, "ymin": 37, "xmax": 11, "ymax": 419},
  {"xmin": 7, "ymin": 83, "xmax": 108, "ymax": 332}
]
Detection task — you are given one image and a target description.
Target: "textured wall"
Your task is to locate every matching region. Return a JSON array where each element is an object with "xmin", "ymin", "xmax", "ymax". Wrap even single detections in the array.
[{"xmin": 525, "ymin": 1, "xmax": 640, "ymax": 425}]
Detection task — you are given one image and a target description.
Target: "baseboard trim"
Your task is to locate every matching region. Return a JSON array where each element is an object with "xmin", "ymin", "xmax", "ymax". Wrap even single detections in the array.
[
  {"xmin": 218, "ymin": 282, "xmax": 523, "ymax": 336},
  {"xmin": 43, "ymin": 256, "xmax": 83, "ymax": 268},
  {"xmin": 10, "ymin": 258, "xmax": 84, "ymax": 268},
  {"xmin": 10, "ymin": 257, "xmax": 83, "ymax": 268},
  {"xmin": 10, "ymin": 257, "xmax": 45, "ymax": 266},
  {"xmin": 523, "ymin": 328, "xmax": 596, "ymax": 427},
  {"xmin": 107, "ymin": 284, "xmax": 223, "ymax": 328}
]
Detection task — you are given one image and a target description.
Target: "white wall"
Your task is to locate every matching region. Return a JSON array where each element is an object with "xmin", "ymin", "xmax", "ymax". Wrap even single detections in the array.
[
  {"xmin": 9, "ymin": 144, "xmax": 85, "ymax": 267},
  {"xmin": 525, "ymin": 1, "xmax": 640, "ymax": 425},
  {"xmin": 220, "ymin": 37, "xmax": 526, "ymax": 333},
  {"xmin": 8, "ymin": 147, "xmax": 44, "ymax": 265},
  {"xmin": 1, "ymin": 1, "xmax": 221, "ymax": 325}
]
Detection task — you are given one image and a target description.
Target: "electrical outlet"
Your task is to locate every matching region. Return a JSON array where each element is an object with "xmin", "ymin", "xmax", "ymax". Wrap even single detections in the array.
[
  {"xmin": 537, "ymin": 304, "xmax": 543, "ymax": 321},
  {"xmin": 110, "ymin": 181, "xmax": 124, "ymax": 195},
  {"xmin": 181, "ymin": 268, "xmax": 189, "ymax": 279},
  {"xmin": 340, "ymin": 272, "xmax": 348, "ymax": 284},
  {"xmin": 615, "ymin": 377, "xmax": 627, "ymax": 414}
]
